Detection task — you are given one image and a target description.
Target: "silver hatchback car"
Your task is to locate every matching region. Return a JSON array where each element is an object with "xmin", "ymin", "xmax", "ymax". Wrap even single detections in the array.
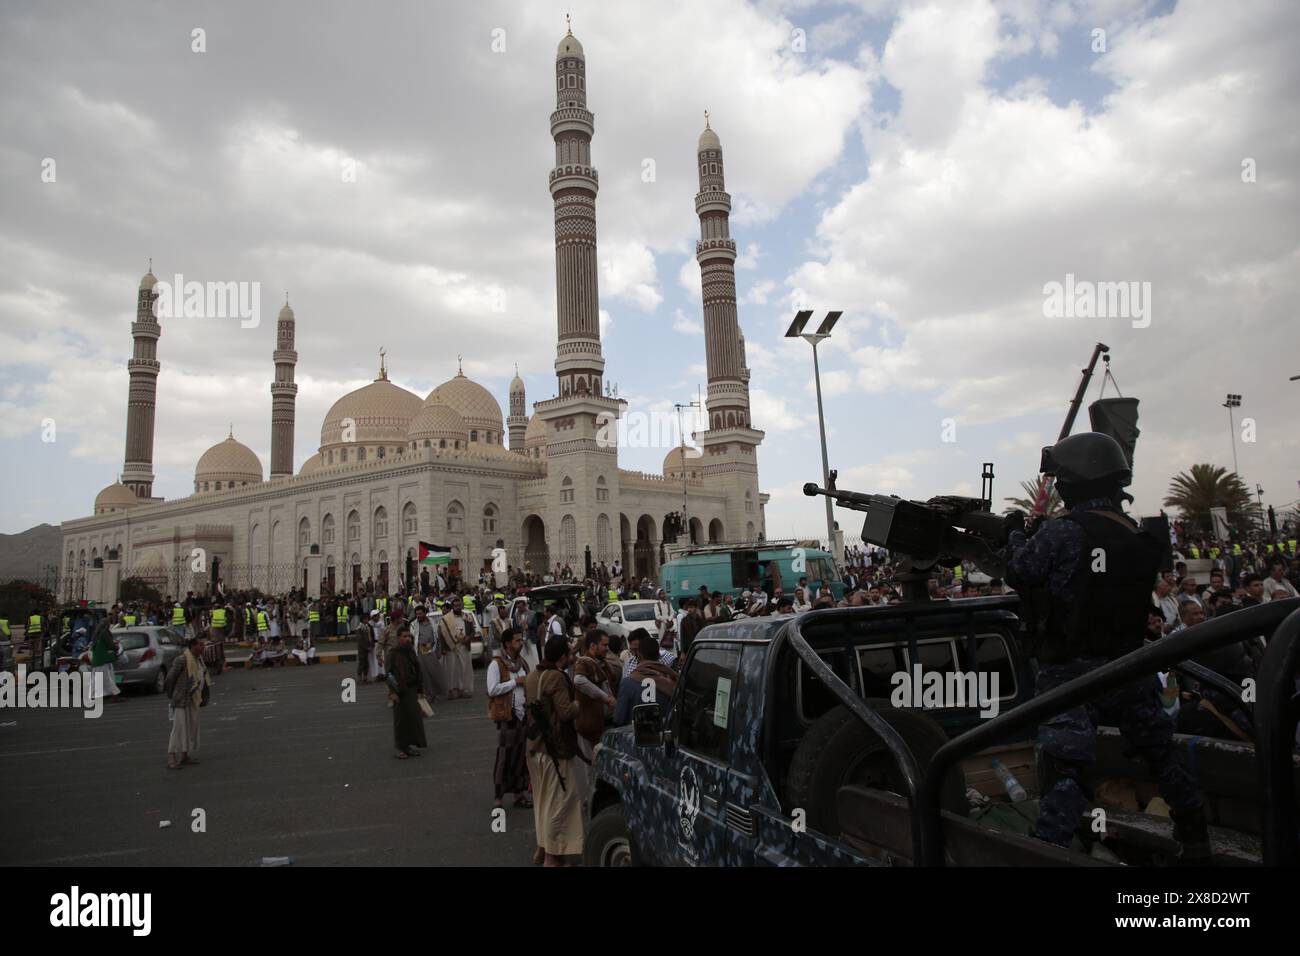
[{"xmin": 101, "ymin": 626, "xmax": 187, "ymax": 694}]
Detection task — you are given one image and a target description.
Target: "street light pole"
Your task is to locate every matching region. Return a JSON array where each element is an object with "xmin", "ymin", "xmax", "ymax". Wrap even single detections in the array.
[
  {"xmin": 786, "ymin": 310, "xmax": 842, "ymax": 555},
  {"xmin": 811, "ymin": 339, "xmax": 834, "ymax": 550},
  {"xmin": 674, "ymin": 397, "xmax": 700, "ymax": 544},
  {"xmin": 1223, "ymin": 393, "xmax": 1241, "ymax": 477}
]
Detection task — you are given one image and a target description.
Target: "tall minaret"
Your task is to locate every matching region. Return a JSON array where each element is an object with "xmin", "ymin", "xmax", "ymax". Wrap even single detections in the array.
[
  {"xmin": 535, "ymin": 20, "xmax": 624, "ymax": 571},
  {"xmin": 549, "ymin": 19, "xmax": 605, "ymax": 399},
  {"xmin": 270, "ymin": 297, "xmax": 298, "ymax": 478},
  {"xmin": 507, "ymin": 366, "xmax": 527, "ymax": 453},
  {"xmin": 694, "ymin": 119, "xmax": 765, "ymax": 538},
  {"xmin": 121, "ymin": 266, "xmax": 161, "ymax": 499}
]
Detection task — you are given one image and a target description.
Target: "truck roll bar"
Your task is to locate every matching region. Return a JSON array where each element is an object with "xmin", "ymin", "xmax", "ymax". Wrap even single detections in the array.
[
  {"xmin": 785, "ymin": 610, "xmax": 932, "ymax": 864},
  {"xmin": 916, "ymin": 599, "xmax": 1300, "ymax": 867}
]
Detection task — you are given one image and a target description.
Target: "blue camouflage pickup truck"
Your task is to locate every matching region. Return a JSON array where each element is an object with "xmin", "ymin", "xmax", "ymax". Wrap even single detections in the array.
[{"xmin": 583, "ymin": 598, "xmax": 1300, "ymax": 867}]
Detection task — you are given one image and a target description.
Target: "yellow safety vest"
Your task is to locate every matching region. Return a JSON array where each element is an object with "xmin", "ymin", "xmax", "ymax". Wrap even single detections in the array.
[
  {"xmin": 0, "ymin": 618, "xmax": 8, "ymax": 637},
  {"xmin": 1266, "ymin": 543, "xmax": 1275, "ymax": 554},
  {"xmin": 462, "ymin": 596, "xmax": 476, "ymax": 610},
  {"xmin": 1210, "ymin": 547, "xmax": 1220, "ymax": 559},
  {"xmin": 608, "ymin": 589, "xmax": 618, "ymax": 602},
  {"xmin": 376, "ymin": 598, "xmax": 388, "ymax": 613},
  {"xmin": 1232, "ymin": 544, "xmax": 1242, "ymax": 555},
  {"xmin": 211, "ymin": 608, "xmax": 227, "ymax": 628},
  {"xmin": 308, "ymin": 608, "xmax": 320, "ymax": 623},
  {"xmin": 123, "ymin": 614, "xmax": 138, "ymax": 626},
  {"xmin": 257, "ymin": 612, "xmax": 269, "ymax": 633},
  {"xmin": 1190, "ymin": 547, "xmax": 1200, "ymax": 558},
  {"xmin": 244, "ymin": 607, "xmax": 253, "ymax": 625},
  {"xmin": 953, "ymin": 565, "xmax": 963, "ymax": 581},
  {"xmin": 1289, "ymin": 539, "xmax": 1297, "ymax": 554},
  {"xmin": 28, "ymin": 614, "xmax": 42, "ymax": 635},
  {"xmin": 336, "ymin": 605, "xmax": 348, "ymax": 623},
  {"xmin": 172, "ymin": 606, "xmax": 186, "ymax": 625}
]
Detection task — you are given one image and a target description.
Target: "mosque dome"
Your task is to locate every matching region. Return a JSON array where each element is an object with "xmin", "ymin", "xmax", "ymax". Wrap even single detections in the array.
[
  {"xmin": 426, "ymin": 369, "xmax": 505, "ymax": 443},
  {"xmin": 663, "ymin": 446, "xmax": 704, "ymax": 478},
  {"xmin": 95, "ymin": 481, "xmax": 142, "ymax": 515},
  {"xmin": 298, "ymin": 452, "xmax": 322, "ymax": 476},
  {"xmin": 319, "ymin": 375, "xmax": 423, "ymax": 450},
  {"xmin": 139, "ymin": 270, "xmax": 157, "ymax": 291},
  {"xmin": 698, "ymin": 126, "xmax": 720, "ymax": 150},
  {"xmin": 408, "ymin": 401, "xmax": 469, "ymax": 448},
  {"xmin": 278, "ymin": 300, "xmax": 295, "ymax": 321},
  {"xmin": 195, "ymin": 435, "xmax": 263, "ymax": 492}
]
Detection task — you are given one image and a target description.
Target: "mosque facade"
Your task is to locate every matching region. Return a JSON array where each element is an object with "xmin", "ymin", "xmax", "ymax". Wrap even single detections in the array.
[{"xmin": 59, "ymin": 27, "xmax": 767, "ymax": 601}]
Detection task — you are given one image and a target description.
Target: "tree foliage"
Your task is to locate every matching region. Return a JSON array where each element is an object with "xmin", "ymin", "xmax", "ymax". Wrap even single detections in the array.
[
  {"xmin": 1004, "ymin": 477, "xmax": 1063, "ymax": 517},
  {"xmin": 119, "ymin": 576, "xmax": 163, "ymax": 606},
  {"xmin": 1163, "ymin": 464, "xmax": 1259, "ymax": 535}
]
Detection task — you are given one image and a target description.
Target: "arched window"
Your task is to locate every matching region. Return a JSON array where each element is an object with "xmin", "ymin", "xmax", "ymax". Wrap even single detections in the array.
[
  {"xmin": 374, "ymin": 506, "xmax": 388, "ymax": 539},
  {"xmin": 745, "ymin": 490, "xmax": 754, "ymax": 513},
  {"xmin": 470, "ymin": 430, "xmax": 478, "ymax": 443},
  {"xmin": 482, "ymin": 504, "xmax": 498, "ymax": 534},
  {"xmin": 597, "ymin": 513, "xmax": 611, "ymax": 561},
  {"xmin": 746, "ymin": 521, "xmax": 755, "ymax": 540},
  {"xmin": 358, "ymin": 447, "xmax": 367, "ymax": 462},
  {"xmin": 595, "ymin": 475, "xmax": 609, "ymax": 502},
  {"xmin": 298, "ymin": 517, "xmax": 310, "ymax": 548},
  {"xmin": 403, "ymin": 502, "xmax": 417, "ymax": 535},
  {"xmin": 377, "ymin": 446, "xmax": 386, "ymax": 459},
  {"xmin": 561, "ymin": 514, "xmax": 577, "ymax": 566},
  {"xmin": 447, "ymin": 501, "xmax": 464, "ymax": 534},
  {"xmin": 322, "ymin": 513, "xmax": 335, "ymax": 545},
  {"xmin": 424, "ymin": 439, "xmax": 431, "ymax": 448},
  {"xmin": 561, "ymin": 476, "xmax": 574, "ymax": 504},
  {"xmin": 347, "ymin": 510, "xmax": 360, "ymax": 542}
]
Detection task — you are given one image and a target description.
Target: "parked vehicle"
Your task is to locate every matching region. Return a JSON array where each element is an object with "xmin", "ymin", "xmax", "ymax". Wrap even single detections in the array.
[
  {"xmin": 659, "ymin": 541, "xmax": 843, "ymax": 609},
  {"xmin": 94, "ymin": 626, "xmax": 187, "ymax": 694},
  {"xmin": 593, "ymin": 600, "xmax": 661, "ymax": 640},
  {"xmin": 584, "ymin": 596, "xmax": 1300, "ymax": 867}
]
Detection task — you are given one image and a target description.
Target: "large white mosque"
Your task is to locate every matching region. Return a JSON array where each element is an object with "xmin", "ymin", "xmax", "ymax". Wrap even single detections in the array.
[{"xmin": 60, "ymin": 26, "xmax": 767, "ymax": 601}]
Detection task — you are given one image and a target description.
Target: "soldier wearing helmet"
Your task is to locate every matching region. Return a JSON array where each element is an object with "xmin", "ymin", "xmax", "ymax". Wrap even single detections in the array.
[{"xmin": 1005, "ymin": 431, "xmax": 1209, "ymax": 862}]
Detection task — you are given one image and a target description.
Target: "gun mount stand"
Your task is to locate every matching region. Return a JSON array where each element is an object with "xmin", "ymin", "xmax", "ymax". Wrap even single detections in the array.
[{"xmin": 894, "ymin": 565, "xmax": 936, "ymax": 604}]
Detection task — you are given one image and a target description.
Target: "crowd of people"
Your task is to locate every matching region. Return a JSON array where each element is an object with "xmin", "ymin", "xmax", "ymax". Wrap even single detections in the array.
[{"xmin": 9, "ymin": 521, "xmax": 1296, "ymax": 864}]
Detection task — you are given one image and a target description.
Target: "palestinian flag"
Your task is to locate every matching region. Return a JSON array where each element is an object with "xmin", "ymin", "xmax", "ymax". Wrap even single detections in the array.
[{"xmin": 419, "ymin": 542, "xmax": 451, "ymax": 566}]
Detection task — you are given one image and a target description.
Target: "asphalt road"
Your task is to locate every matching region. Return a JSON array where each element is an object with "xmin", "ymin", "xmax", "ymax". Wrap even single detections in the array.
[{"xmin": 0, "ymin": 662, "xmax": 540, "ymax": 866}]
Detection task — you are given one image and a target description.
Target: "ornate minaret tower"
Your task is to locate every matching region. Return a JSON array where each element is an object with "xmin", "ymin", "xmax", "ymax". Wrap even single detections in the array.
[
  {"xmin": 694, "ymin": 118, "xmax": 765, "ymax": 539},
  {"xmin": 270, "ymin": 296, "xmax": 298, "ymax": 478},
  {"xmin": 507, "ymin": 366, "xmax": 527, "ymax": 453},
  {"xmin": 548, "ymin": 20, "xmax": 606, "ymax": 400},
  {"xmin": 534, "ymin": 20, "xmax": 624, "ymax": 570},
  {"xmin": 122, "ymin": 266, "xmax": 161, "ymax": 499}
]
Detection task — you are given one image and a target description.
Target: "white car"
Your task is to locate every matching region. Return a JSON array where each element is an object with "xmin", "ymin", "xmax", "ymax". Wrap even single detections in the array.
[{"xmin": 594, "ymin": 600, "xmax": 662, "ymax": 641}]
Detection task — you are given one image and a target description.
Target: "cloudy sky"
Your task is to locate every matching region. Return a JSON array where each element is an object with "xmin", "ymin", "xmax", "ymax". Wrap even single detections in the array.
[{"xmin": 1, "ymin": 0, "xmax": 1296, "ymax": 539}]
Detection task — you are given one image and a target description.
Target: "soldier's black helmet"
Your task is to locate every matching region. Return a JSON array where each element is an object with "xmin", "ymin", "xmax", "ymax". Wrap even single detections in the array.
[{"xmin": 1040, "ymin": 432, "xmax": 1131, "ymax": 487}]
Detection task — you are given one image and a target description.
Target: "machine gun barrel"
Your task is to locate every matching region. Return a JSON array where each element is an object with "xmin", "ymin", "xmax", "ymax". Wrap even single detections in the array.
[{"xmin": 802, "ymin": 483, "xmax": 876, "ymax": 511}]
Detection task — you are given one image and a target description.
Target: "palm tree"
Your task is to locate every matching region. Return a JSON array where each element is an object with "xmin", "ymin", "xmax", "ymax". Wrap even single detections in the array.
[
  {"xmin": 1004, "ymin": 477, "xmax": 1062, "ymax": 517},
  {"xmin": 1163, "ymin": 464, "xmax": 1259, "ymax": 535}
]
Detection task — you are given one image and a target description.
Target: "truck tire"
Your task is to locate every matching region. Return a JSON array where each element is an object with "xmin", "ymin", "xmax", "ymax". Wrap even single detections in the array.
[
  {"xmin": 785, "ymin": 700, "xmax": 966, "ymax": 837},
  {"xmin": 583, "ymin": 805, "xmax": 636, "ymax": 867}
]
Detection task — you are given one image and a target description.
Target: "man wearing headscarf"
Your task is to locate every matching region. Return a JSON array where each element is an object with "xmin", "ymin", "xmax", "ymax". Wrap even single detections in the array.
[
  {"xmin": 165, "ymin": 636, "xmax": 208, "ymax": 769},
  {"xmin": 387, "ymin": 624, "xmax": 428, "ymax": 759}
]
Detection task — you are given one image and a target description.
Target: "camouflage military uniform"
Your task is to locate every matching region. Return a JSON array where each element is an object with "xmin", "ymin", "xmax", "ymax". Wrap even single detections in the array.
[{"xmin": 1006, "ymin": 498, "xmax": 1202, "ymax": 847}]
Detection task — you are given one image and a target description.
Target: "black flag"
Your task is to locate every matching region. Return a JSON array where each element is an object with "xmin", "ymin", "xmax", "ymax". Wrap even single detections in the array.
[{"xmin": 1089, "ymin": 397, "xmax": 1140, "ymax": 472}]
